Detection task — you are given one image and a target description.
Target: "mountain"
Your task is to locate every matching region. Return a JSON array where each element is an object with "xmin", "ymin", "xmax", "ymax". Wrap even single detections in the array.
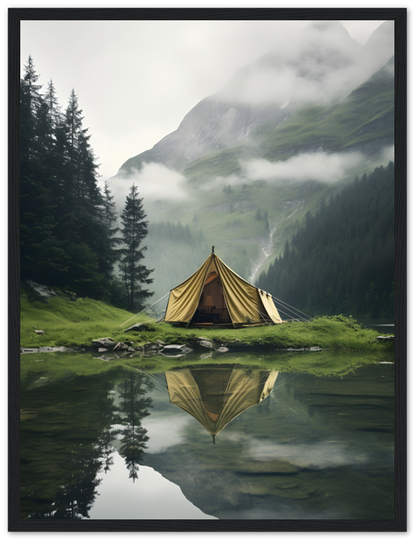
[
  {"xmin": 110, "ymin": 21, "xmax": 394, "ymax": 300},
  {"xmin": 118, "ymin": 21, "xmax": 393, "ymax": 176}
]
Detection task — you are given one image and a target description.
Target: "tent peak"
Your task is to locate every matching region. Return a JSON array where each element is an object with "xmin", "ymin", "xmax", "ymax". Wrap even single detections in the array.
[{"xmin": 212, "ymin": 246, "xmax": 215, "ymax": 254}]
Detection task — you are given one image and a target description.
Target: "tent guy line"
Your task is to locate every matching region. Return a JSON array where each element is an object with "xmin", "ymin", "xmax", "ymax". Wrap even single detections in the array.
[
  {"xmin": 164, "ymin": 250, "xmax": 282, "ymax": 328},
  {"xmin": 117, "ymin": 249, "xmax": 311, "ymax": 329}
]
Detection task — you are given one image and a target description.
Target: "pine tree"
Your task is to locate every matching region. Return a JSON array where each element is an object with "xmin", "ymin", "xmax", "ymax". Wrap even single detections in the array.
[
  {"xmin": 101, "ymin": 181, "xmax": 119, "ymax": 235},
  {"xmin": 20, "ymin": 55, "xmax": 42, "ymax": 160},
  {"xmin": 62, "ymin": 89, "xmax": 101, "ymax": 202},
  {"xmin": 20, "ymin": 56, "xmax": 126, "ymax": 300},
  {"xmin": 20, "ymin": 58, "xmax": 67, "ymax": 284},
  {"xmin": 119, "ymin": 184, "xmax": 154, "ymax": 312}
]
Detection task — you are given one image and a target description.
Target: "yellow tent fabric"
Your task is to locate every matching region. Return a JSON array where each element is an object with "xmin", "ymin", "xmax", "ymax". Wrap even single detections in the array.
[
  {"xmin": 164, "ymin": 252, "xmax": 282, "ymax": 327},
  {"xmin": 165, "ymin": 366, "xmax": 279, "ymax": 439}
]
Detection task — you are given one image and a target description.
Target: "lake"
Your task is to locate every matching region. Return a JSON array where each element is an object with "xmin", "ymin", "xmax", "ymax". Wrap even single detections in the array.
[{"xmin": 20, "ymin": 355, "xmax": 395, "ymax": 521}]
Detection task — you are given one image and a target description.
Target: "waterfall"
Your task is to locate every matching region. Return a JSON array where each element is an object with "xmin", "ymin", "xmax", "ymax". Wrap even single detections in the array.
[{"xmin": 249, "ymin": 224, "xmax": 277, "ymax": 284}]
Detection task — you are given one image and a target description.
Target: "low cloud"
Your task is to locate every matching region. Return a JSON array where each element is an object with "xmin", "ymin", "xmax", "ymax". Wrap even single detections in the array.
[
  {"xmin": 106, "ymin": 148, "xmax": 395, "ymax": 209},
  {"xmin": 108, "ymin": 162, "xmax": 191, "ymax": 210},
  {"xmin": 201, "ymin": 148, "xmax": 394, "ymax": 193},
  {"xmin": 242, "ymin": 151, "xmax": 366, "ymax": 184},
  {"xmin": 216, "ymin": 21, "xmax": 394, "ymax": 108}
]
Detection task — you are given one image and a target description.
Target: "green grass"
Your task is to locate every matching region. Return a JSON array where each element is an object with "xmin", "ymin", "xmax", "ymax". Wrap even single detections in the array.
[
  {"xmin": 20, "ymin": 294, "xmax": 393, "ymax": 389},
  {"xmin": 146, "ymin": 315, "xmax": 389, "ymax": 352},
  {"xmin": 20, "ymin": 293, "xmax": 148, "ymax": 349},
  {"xmin": 21, "ymin": 292, "xmax": 392, "ymax": 354}
]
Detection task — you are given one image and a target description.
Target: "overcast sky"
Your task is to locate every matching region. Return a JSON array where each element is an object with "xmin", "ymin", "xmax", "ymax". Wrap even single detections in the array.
[{"xmin": 20, "ymin": 18, "xmax": 385, "ymax": 181}]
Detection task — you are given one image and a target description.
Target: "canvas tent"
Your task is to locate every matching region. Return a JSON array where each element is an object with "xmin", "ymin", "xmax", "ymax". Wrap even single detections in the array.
[
  {"xmin": 164, "ymin": 250, "xmax": 282, "ymax": 327},
  {"xmin": 165, "ymin": 366, "xmax": 279, "ymax": 443}
]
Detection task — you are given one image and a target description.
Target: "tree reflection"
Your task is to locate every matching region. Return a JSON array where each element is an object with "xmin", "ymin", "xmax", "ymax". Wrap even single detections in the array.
[
  {"xmin": 116, "ymin": 372, "xmax": 153, "ymax": 481},
  {"xmin": 20, "ymin": 369, "xmax": 155, "ymax": 519}
]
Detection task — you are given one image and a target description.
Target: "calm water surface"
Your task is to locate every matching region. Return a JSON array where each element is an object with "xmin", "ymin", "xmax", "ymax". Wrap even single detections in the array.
[{"xmin": 20, "ymin": 357, "xmax": 394, "ymax": 521}]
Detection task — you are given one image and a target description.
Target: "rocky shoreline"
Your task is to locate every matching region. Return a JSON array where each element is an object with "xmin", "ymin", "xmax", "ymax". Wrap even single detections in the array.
[
  {"xmin": 21, "ymin": 333, "xmax": 324, "ymax": 360},
  {"xmin": 20, "ymin": 319, "xmax": 393, "ymax": 360}
]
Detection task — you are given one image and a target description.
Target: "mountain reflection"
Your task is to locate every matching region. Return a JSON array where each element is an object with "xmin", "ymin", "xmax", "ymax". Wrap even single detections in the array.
[{"xmin": 165, "ymin": 365, "xmax": 278, "ymax": 443}]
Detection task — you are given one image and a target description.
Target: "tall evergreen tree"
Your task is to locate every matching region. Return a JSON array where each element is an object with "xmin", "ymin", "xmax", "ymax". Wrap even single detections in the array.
[
  {"xmin": 20, "ymin": 56, "xmax": 121, "ymax": 299},
  {"xmin": 20, "ymin": 59, "xmax": 67, "ymax": 284},
  {"xmin": 119, "ymin": 184, "xmax": 154, "ymax": 312},
  {"xmin": 257, "ymin": 163, "xmax": 394, "ymax": 318},
  {"xmin": 20, "ymin": 55, "xmax": 42, "ymax": 160},
  {"xmin": 101, "ymin": 181, "xmax": 119, "ymax": 235}
]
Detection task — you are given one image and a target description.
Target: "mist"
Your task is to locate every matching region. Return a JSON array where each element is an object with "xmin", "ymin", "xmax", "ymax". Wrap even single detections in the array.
[
  {"xmin": 243, "ymin": 151, "xmax": 367, "ymax": 184},
  {"xmin": 215, "ymin": 21, "xmax": 394, "ymax": 108},
  {"xmin": 203, "ymin": 147, "xmax": 394, "ymax": 190},
  {"xmin": 108, "ymin": 162, "xmax": 191, "ymax": 211},
  {"xmin": 107, "ymin": 142, "xmax": 394, "ymax": 217}
]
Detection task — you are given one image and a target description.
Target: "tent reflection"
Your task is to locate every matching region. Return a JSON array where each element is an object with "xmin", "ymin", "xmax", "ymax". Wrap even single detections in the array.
[{"xmin": 165, "ymin": 365, "xmax": 278, "ymax": 443}]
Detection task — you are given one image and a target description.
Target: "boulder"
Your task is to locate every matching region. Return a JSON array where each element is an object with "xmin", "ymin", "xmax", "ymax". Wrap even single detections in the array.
[
  {"xmin": 27, "ymin": 281, "xmax": 57, "ymax": 302},
  {"xmin": 34, "ymin": 330, "xmax": 44, "ymax": 335},
  {"xmin": 216, "ymin": 347, "xmax": 229, "ymax": 353},
  {"xmin": 92, "ymin": 337, "xmax": 116, "ymax": 349}
]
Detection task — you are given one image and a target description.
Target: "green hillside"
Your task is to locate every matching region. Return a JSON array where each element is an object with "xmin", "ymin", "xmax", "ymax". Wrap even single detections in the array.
[
  {"xmin": 138, "ymin": 60, "xmax": 394, "ymax": 288},
  {"xmin": 260, "ymin": 58, "xmax": 394, "ymax": 159},
  {"xmin": 257, "ymin": 163, "xmax": 394, "ymax": 317}
]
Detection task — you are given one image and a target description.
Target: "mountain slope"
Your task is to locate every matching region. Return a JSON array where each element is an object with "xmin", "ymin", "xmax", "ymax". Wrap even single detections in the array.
[
  {"xmin": 118, "ymin": 21, "xmax": 393, "ymax": 176},
  {"xmin": 110, "ymin": 22, "xmax": 394, "ymax": 291},
  {"xmin": 257, "ymin": 163, "xmax": 394, "ymax": 317}
]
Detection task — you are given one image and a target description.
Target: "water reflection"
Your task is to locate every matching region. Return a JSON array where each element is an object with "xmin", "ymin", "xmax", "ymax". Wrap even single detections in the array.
[
  {"xmin": 115, "ymin": 373, "xmax": 152, "ymax": 481},
  {"xmin": 164, "ymin": 366, "xmax": 278, "ymax": 443},
  {"xmin": 20, "ymin": 358, "xmax": 395, "ymax": 521}
]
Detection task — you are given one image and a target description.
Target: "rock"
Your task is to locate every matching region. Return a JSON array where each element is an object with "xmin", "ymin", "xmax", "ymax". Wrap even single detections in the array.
[
  {"xmin": 216, "ymin": 347, "xmax": 229, "ymax": 353},
  {"xmin": 377, "ymin": 335, "xmax": 394, "ymax": 341},
  {"xmin": 92, "ymin": 337, "xmax": 116, "ymax": 349},
  {"xmin": 21, "ymin": 346, "xmax": 70, "ymax": 354},
  {"xmin": 146, "ymin": 344, "xmax": 159, "ymax": 352},
  {"xmin": 39, "ymin": 346, "xmax": 68, "ymax": 353},
  {"xmin": 27, "ymin": 281, "xmax": 57, "ymax": 302},
  {"xmin": 34, "ymin": 329, "xmax": 44, "ymax": 335},
  {"xmin": 124, "ymin": 323, "xmax": 155, "ymax": 333},
  {"xmin": 200, "ymin": 352, "xmax": 213, "ymax": 360},
  {"xmin": 309, "ymin": 346, "xmax": 322, "ymax": 352},
  {"xmin": 160, "ymin": 344, "xmax": 193, "ymax": 357},
  {"xmin": 198, "ymin": 339, "xmax": 215, "ymax": 349},
  {"xmin": 113, "ymin": 342, "xmax": 129, "ymax": 352}
]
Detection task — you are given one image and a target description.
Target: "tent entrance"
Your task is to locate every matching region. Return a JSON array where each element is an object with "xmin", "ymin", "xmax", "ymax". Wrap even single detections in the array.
[{"xmin": 191, "ymin": 272, "xmax": 232, "ymax": 326}]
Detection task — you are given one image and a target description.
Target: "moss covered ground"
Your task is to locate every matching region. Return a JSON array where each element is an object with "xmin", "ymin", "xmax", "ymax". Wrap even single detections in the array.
[{"xmin": 20, "ymin": 292, "xmax": 394, "ymax": 361}]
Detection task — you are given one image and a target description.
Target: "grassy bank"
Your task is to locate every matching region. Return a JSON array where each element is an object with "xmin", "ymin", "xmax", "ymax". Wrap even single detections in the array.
[{"xmin": 20, "ymin": 292, "xmax": 393, "ymax": 353}]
